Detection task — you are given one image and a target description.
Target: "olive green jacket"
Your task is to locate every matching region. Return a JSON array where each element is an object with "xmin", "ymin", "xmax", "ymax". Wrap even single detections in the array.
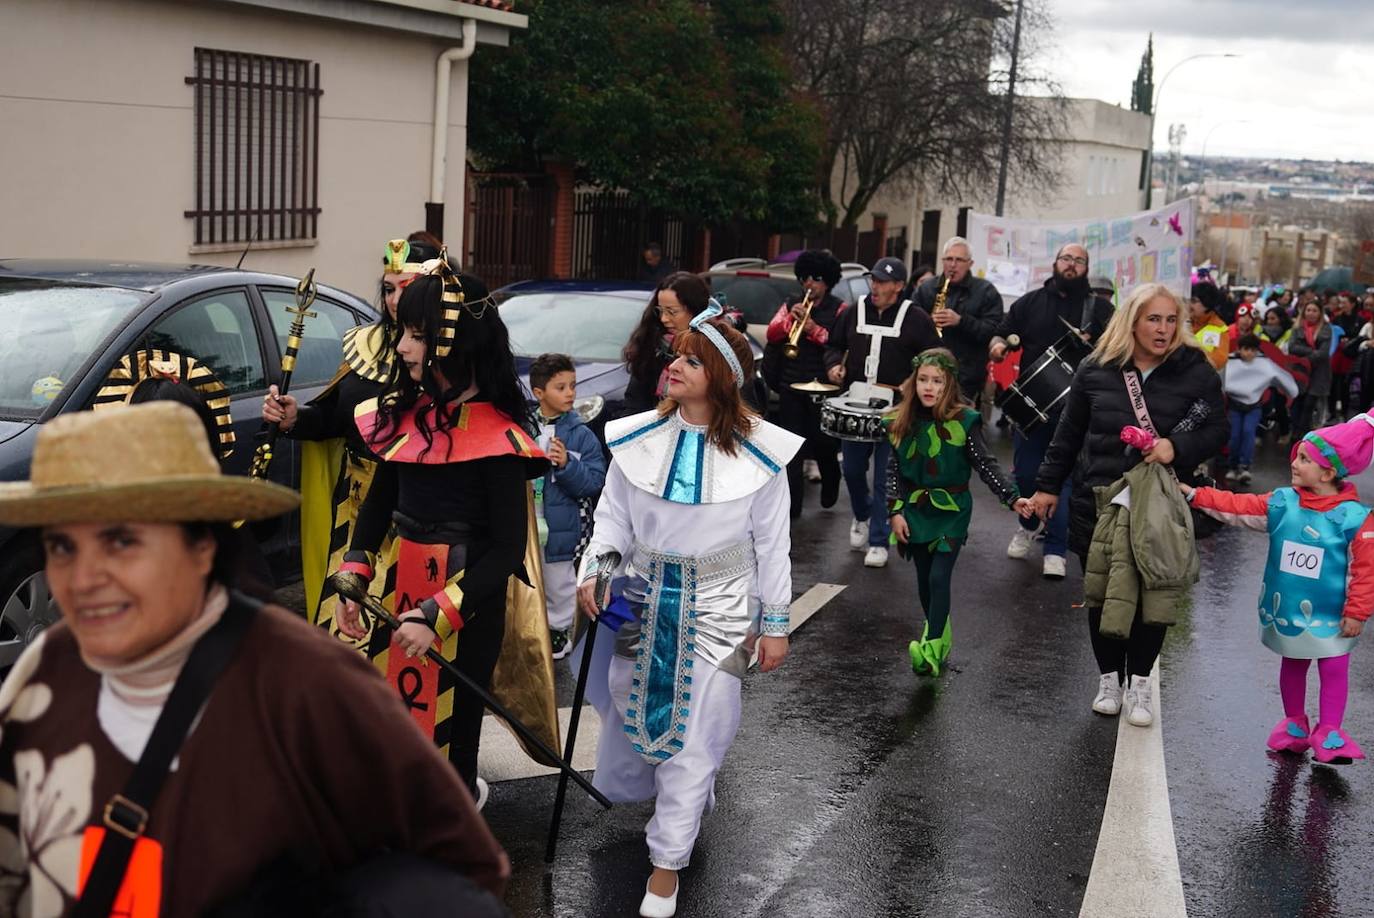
[{"xmin": 1083, "ymin": 462, "xmax": 1199, "ymax": 637}]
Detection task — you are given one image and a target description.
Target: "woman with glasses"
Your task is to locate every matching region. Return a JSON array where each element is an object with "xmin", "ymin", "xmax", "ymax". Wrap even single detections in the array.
[{"xmin": 621, "ymin": 272, "xmax": 716, "ymax": 416}]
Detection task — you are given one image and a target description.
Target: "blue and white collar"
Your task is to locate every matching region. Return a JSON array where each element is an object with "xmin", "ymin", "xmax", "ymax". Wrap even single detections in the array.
[{"xmin": 605, "ymin": 409, "xmax": 802, "ymax": 505}]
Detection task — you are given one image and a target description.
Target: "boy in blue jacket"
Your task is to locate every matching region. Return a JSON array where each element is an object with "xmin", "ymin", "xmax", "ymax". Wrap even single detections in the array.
[{"xmin": 530, "ymin": 354, "xmax": 607, "ymax": 658}]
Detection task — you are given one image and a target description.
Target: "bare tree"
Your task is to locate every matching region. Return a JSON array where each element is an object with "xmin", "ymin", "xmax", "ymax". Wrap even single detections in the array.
[{"xmin": 786, "ymin": 0, "xmax": 1067, "ymax": 228}]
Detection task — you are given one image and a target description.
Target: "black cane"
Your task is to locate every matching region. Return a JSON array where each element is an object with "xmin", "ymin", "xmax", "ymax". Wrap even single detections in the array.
[
  {"xmin": 544, "ymin": 612, "xmax": 603, "ymax": 863},
  {"xmin": 327, "ymin": 572, "xmax": 612, "ymax": 809}
]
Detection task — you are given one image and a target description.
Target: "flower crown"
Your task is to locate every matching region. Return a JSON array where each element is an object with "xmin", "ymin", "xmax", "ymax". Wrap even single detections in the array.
[{"xmin": 912, "ymin": 352, "xmax": 958, "ymax": 374}]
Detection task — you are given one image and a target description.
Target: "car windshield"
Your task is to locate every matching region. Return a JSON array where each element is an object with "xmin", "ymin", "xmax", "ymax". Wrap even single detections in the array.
[
  {"xmin": 0, "ymin": 281, "xmax": 145, "ymax": 418},
  {"xmin": 707, "ymin": 274, "xmax": 799, "ymax": 326},
  {"xmin": 498, "ymin": 292, "xmax": 649, "ymax": 362}
]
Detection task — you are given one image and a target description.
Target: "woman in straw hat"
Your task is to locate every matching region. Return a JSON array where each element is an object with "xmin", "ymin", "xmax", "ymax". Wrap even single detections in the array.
[
  {"xmin": 0, "ymin": 403, "xmax": 508, "ymax": 916},
  {"xmin": 335, "ymin": 257, "xmax": 549, "ymax": 809}
]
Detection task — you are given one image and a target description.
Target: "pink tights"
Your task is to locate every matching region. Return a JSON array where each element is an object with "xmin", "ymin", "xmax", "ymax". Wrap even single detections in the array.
[{"xmin": 1279, "ymin": 654, "xmax": 1350, "ymax": 728}]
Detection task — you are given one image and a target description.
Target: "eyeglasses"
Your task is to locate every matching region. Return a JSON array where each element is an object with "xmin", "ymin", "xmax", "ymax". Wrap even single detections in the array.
[{"xmin": 1056, "ymin": 255, "xmax": 1089, "ymax": 267}]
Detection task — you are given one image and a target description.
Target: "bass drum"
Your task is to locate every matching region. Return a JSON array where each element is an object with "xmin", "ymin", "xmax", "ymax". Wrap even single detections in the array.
[
  {"xmin": 995, "ymin": 333, "xmax": 1079, "ymax": 432},
  {"xmin": 820, "ymin": 397, "xmax": 889, "ymax": 443}
]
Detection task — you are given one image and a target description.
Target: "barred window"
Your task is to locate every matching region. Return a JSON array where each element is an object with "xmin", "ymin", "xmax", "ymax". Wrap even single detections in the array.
[{"xmin": 184, "ymin": 48, "xmax": 322, "ymax": 247}]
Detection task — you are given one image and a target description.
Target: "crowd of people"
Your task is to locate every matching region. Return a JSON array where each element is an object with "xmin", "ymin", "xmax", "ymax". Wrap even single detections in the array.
[{"xmin": 0, "ymin": 228, "xmax": 1367, "ymax": 917}]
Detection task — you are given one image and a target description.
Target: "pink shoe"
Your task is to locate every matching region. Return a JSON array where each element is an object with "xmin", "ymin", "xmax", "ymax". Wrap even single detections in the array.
[
  {"xmin": 1311, "ymin": 725, "xmax": 1365, "ymax": 765},
  {"xmin": 1267, "ymin": 716, "xmax": 1311, "ymax": 754}
]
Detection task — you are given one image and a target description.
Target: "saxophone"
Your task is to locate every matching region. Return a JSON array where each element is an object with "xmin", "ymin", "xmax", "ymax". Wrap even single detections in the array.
[{"xmin": 932, "ymin": 274, "xmax": 951, "ymax": 338}]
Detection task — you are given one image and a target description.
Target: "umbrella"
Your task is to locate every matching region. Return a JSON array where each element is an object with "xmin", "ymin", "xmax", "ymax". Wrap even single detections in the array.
[{"xmin": 1303, "ymin": 266, "xmax": 1367, "ymax": 295}]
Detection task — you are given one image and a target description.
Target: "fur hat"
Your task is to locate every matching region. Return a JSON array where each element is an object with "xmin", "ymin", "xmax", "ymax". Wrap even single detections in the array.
[{"xmin": 793, "ymin": 249, "xmax": 842, "ymax": 290}]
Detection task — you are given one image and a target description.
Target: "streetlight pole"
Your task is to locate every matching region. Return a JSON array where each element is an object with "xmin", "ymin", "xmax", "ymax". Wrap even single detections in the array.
[
  {"xmin": 994, "ymin": 0, "xmax": 1025, "ymax": 217},
  {"xmin": 1145, "ymin": 52, "xmax": 1240, "ymax": 207}
]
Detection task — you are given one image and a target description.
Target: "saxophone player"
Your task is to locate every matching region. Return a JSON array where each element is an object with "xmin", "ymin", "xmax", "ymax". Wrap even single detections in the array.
[
  {"xmin": 914, "ymin": 236, "xmax": 1005, "ymax": 404},
  {"xmin": 763, "ymin": 250, "xmax": 849, "ymax": 518}
]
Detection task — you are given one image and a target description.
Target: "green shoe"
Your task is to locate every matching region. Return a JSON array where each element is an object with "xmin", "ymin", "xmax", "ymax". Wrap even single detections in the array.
[
  {"xmin": 921, "ymin": 620, "xmax": 952, "ymax": 676},
  {"xmin": 908, "ymin": 639, "xmax": 930, "ymax": 675}
]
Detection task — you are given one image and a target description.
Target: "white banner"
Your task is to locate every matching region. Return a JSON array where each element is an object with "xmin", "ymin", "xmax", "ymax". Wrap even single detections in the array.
[{"xmin": 967, "ymin": 200, "xmax": 1195, "ymax": 300}]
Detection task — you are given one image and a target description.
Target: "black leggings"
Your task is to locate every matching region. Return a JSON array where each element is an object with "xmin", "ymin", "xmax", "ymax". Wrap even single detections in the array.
[
  {"xmin": 910, "ymin": 541, "xmax": 961, "ymax": 637},
  {"xmin": 1087, "ymin": 605, "xmax": 1167, "ymax": 680},
  {"xmin": 778, "ymin": 388, "xmax": 840, "ymax": 514},
  {"xmin": 447, "ymin": 593, "xmax": 507, "ymax": 793}
]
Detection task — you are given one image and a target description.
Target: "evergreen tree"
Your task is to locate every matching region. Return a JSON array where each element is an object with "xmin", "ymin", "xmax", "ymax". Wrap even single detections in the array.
[{"xmin": 1131, "ymin": 34, "xmax": 1154, "ymax": 115}]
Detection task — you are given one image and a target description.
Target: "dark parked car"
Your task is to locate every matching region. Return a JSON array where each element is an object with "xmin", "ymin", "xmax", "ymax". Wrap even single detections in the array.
[
  {"xmin": 0, "ymin": 260, "xmax": 378, "ymax": 666},
  {"xmin": 495, "ymin": 279, "xmax": 767, "ymax": 441},
  {"xmin": 703, "ymin": 259, "xmax": 872, "ymax": 345}
]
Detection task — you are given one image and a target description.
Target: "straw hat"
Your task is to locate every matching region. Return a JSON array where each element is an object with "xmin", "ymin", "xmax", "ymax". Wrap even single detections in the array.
[{"xmin": 0, "ymin": 402, "xmax": 300, "ymax": 527}]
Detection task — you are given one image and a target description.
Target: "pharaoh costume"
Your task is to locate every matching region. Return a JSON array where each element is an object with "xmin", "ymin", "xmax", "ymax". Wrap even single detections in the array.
[
  {"xmin": 340, "ymin": 261, "xmax": 558, "ymax": 789},
  {"xmin": 580, "ymin": 408, "xmax": 801, "ymax": 870},
  {"xmin": 885, "ymin": 402, "xmax": 1019, "ymax": 675}
]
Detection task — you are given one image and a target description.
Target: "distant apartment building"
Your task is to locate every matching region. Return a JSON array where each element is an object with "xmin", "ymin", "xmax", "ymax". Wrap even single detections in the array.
[
  {"xmin": 837, "ymin": 98, "xmax": 1151, "ymax": 272},
  {"xmin": 1244, "ymin": 225, "xmax": 1342, "ymax": 288}
]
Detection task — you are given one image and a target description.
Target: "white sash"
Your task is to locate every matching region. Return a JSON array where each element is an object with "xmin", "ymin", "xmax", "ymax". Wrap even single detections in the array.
[{"xmin": 856, "ymin": 296, "xmax": 912, "ymax": 385}]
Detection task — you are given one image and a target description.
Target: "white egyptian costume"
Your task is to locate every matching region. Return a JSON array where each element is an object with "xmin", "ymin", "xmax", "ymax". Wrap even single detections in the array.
[{"xmin": 578, "ymin": 407, "xmax": 801, "ymax": 870}]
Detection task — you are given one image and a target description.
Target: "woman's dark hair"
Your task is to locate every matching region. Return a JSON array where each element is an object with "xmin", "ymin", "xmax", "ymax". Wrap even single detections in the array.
[
  {"xmin": 371, "ymin": 274, "xmax": 531, "ymax": 458},
  {"xmin": 1264, "ymin": 306, "xmax": 1291, "ymax": 329},
  {"xmin": 128, "ymin": 378, "xmax": 221, "ymax": 458},
  {"xmin": 623, "ymin": 272, "xmax": 711, "ymax": 384},
  {"xmin": 181, "ymin": 522, "xmax": 241, "ymax": 588}
]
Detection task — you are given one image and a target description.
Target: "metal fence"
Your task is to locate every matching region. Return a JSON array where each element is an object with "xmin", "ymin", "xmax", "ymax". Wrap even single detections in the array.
[
  {"xmin": 183, "ymin": 48, "xmax": 322, "ymax": 246},
  {"xmin": 572, "ymin": 190, "xmax": 695, "ymax": 279},
  {"xmin": 465, "ymin": 173, "xmax": 554, "ymax": 289}
]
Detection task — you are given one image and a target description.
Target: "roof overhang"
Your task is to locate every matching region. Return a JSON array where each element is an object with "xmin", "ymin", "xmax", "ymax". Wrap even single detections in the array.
[{"xmin": 210, "ymin": 0, "xmax": 528, "ymax": 45}]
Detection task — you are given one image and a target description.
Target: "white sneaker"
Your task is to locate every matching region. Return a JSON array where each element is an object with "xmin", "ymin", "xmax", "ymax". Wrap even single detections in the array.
[
  {"xmin": 804, "ymin": 459, "xmax": 822, "ymax": 482},
  {"xmin": 1042, "ymin": 554, "xmax": 1067, "ymax": 579},
  {"xmin": 864, "ymin": 546, "xmax": 889, "ymax": 568},
  {"xmin": 639, "ymin": 876, "xmax": 679, "ymax": 918},
  {"xmin": 1091, "ymin": 673, "xmax": 1122, "ymax": 716},
  {"xmin": 1225, "ymin": 468, "xmax": 1239, "ymax": 481},
  {"xmin": 849, "ymin": 519, "xmax": 869, "ymax": 550},
  {"xmin": 1126, "ymin": 675, "xmax": 1154, "ymax": 727},
  {"xmin": 1007, "ymin": 527, "xmax": 1036, "ymax": 559},
  {"xmin": 474, "ymin": 776, "xmax": 490, "ymax": 811}
]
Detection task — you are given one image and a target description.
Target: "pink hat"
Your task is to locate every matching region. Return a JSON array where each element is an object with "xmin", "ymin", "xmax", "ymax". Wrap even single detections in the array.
[{"xmin": 1298, "ymin": 414, "xmax": 1374, "ymax": 477}]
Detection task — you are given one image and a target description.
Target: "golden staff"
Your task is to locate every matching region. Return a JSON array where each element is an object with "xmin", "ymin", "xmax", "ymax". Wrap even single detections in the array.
[{"xmin": 251, "ymin": 268, "xmax": 317, "ymax": 481}]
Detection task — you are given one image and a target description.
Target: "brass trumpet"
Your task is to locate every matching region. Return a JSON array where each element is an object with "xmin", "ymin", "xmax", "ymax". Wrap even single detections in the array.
[
  {"xmin": 783, "ymin": 288, "xmax": 816, "ymax": 360},
  {"xmin": 932, "ymin": 274, "xmax": 951, "ymax": 339}
]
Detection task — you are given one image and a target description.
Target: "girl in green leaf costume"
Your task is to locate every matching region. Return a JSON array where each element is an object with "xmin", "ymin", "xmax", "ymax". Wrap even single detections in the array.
[{"xmin": 886, "ymin": 349, "xmax": 1033, "ymax": 674}]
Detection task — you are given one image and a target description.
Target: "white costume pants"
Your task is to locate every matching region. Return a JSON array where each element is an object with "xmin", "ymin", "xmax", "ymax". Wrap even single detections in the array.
[{"xmin": 594, "ymin": 653, "xmax": 742, "ymax": 870}]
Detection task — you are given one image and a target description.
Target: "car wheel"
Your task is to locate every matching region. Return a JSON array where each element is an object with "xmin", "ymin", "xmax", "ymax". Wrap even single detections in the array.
[{"xmin": 0, "ymin": 547, "xmax": 59, "ymax": 670}]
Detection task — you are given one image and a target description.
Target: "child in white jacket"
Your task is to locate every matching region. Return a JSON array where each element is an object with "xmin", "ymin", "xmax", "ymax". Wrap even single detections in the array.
[{"xmin": 1225, "ymin": 333, "xmax": 1298, "ymax": 482}]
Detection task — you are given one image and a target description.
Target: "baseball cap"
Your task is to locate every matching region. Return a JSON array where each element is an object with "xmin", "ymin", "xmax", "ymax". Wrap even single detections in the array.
[{"xmin": 868, "ymin": 257, "xmax": 908, "ymax": 283}]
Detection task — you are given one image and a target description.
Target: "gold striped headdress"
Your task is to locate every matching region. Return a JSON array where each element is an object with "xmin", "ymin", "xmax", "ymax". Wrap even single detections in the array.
[
  {"xmin": 92, "ymin": 350, "xmax": 235, "ymax": 458},
  {"xmin": 420, "ymin": 248, "xmax": 494, "ymax": 358}
]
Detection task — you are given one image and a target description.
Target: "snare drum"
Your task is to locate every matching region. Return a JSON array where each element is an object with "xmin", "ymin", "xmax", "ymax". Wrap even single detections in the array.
[
  {"xmin": 995, "ymin": 332, "xmax": 1082, "ymax": 432},
  {"xmin": 821, "ymin": 395, "xmax": 891, "ymax": 442}
]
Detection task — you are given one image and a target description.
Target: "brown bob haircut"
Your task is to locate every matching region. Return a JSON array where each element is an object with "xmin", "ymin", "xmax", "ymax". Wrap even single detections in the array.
[{"xmin": 657, "ymin": 319, "xmax": 757, "ymax": 455}]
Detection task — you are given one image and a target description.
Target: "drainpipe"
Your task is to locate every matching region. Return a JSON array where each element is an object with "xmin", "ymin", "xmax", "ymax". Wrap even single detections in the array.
[{"xmin": 427, "ymin": 17, "xmax": 478, "ymax": 259}]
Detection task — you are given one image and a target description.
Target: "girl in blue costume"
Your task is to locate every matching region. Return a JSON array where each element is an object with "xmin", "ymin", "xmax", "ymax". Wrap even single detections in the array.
[
  {"xmin": 334, "ymin": 257, "xmax": 548, "ymax": 805},
  {"xmin": 575, "ymin": 295, "xmax": 801, "ymax": 918},
  {"xmin": 885, "ymin": 349, "xmax": 1032, "ymax": 675}
]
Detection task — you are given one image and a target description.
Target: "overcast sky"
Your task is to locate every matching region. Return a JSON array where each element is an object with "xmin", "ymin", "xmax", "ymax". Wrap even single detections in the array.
[{"xmin": 1039, "ymin": 0, "xmax": 1372, "ymax": 162}]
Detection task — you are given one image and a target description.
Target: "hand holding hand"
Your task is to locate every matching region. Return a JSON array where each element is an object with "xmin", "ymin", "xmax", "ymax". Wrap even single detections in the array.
[
  {"xmin": 1340, "ymin": 617, "xmax": 1364, "ymax": 638},
  {"xmin": 1029, "ymin": 490, "xmax": 1059, "ymax": 522},
  {"xmin": 263, "ymin": 384, "xmax": 299, "ymax": 429},
  {"xmin": 890, "ymin": 514, "xmax": 910, "ymax": 544},
  {"xmin": 1013, "ymin": 497, "xmax": 1036, "ymax": 519},
  {"xmin": 757, "ymin": 635, "xmax": 789, "ymax": 672}
]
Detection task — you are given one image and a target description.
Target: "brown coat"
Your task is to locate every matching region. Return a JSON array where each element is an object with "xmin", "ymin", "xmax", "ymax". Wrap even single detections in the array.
[{"xmin": 0, "ymin": 603, "xmax": 509, "ymax": 917}]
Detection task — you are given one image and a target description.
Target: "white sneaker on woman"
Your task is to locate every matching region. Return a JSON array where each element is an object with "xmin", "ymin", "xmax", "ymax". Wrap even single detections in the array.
[
  {"xmin": 1091, "ymin": 673, "xmax": 1122, "ymax": 716},
  {"xmin": 640, "ymin": 877, "xmax": 679, "ymax": 917},
  {"xmin": 849, "ymin": 519, "xmax": 869, "ymax": 550},
  {"xmin": 1126, "ymin": 675, "xmax": 1154, "ymax": 727}
]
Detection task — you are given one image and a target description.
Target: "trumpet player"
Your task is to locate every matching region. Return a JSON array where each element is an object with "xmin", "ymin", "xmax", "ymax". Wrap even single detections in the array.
[
  {"xmin": 764, "ymin": 249, "xmax": 848, "ymax": 518},
  {"xmin": 915, "ymin": 237, "xmax": 1005, "ymax": 404}
]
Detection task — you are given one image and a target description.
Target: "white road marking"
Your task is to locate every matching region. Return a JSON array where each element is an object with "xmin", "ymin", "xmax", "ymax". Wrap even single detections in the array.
[
  {"xmin": 1079, "ymin": 662, "xmax": 1187, "ymax": 918},
  {"xmin": 481, "ymin": 581, "xmax": 847, "ymax": 782}
]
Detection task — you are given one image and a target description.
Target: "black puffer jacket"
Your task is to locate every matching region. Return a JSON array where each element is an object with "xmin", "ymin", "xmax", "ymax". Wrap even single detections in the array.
[{"xmin": 1035, "ymin": 345, "xmax": 1228, "ymax": 558}]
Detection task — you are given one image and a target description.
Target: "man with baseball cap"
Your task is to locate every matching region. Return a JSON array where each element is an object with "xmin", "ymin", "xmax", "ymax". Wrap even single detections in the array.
[
  {"xmin": 913, "ymin": 237, "xmax": 1005, "ymax": 403},
  {"xmin": 824, "ymin": 256, "xmax": 940, "ymax": 568}
]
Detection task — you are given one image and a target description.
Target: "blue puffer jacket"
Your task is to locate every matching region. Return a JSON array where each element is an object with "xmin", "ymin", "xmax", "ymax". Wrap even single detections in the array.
[{"xmin": 538, "ymin": 409, "xmax": 607, "ymax": 563}]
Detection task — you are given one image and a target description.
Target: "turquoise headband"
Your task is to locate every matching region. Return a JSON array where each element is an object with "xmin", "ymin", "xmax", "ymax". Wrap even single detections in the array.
[{"xmin": 689, "ymin": 299, "xmax": 745, "ymax": 388}]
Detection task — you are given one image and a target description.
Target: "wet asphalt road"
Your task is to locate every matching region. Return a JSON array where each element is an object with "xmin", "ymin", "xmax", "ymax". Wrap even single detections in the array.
[
  {"xmin": 482, "ymin": 427, "xmax": 1117, "ymax": 917},
  {"xmin": 1164, "ymin": 444, "xmax": 1374, "ymax": 918}
]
